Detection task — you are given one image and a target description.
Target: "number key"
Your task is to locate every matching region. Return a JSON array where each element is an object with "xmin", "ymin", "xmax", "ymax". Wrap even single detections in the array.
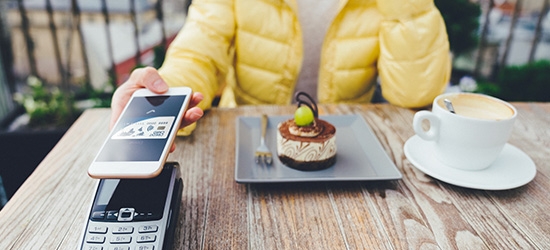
[
  {"xmin": 112, "ymin": 226, "xmax": 134, "ymax": 234},
  {"xmin": 110, "ymin": 246, "xmax": 130, "ymax": 250},
  {"xmin": 110, "ymin": 235, "xmax": 131, "ymax": 244},
  {"xmin": 138, "ymin": 225, "xmax": 158, "ymax": 233},
  {"xmin": 136, "ymin": 245, "xmax": 154, "ymax": 250},
  {"xmin": 136, "ymin": 234, "xmax": 156, "ymax": 243},
  {"xmin": 86, "ymin": 235, "xmax": 105, "ymax": 244},
  {"xmin": 88, "ymin": 225, "xmax": 107, "ymax": 234}
]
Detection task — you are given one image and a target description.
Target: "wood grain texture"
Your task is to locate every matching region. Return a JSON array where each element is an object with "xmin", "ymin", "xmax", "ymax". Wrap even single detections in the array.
[{"xmin": 0, "ymin": 103, "xmax": 548, "ymax": 249}]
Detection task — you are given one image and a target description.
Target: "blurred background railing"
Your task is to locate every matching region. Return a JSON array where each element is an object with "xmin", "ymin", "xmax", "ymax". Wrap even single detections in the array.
[
  {"xmin": 0, "ymin": 0, "xmax": 192, "ymax": 130},
  {"xmin": 0, "ymin": 0, "xmax": 191, "ymax": 208},
  {"xmin": 1, "ymin": 0, "xmax": 550, "ymax": 130},
  {"xmin": 0, "ymin": 0, "xmax": 549, "ymax": 208}
]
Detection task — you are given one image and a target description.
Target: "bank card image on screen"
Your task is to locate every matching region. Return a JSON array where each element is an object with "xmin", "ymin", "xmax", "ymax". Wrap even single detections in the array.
[{"xmin": 88, "ymin": 87, "xmax": 192, "ymax": 179}]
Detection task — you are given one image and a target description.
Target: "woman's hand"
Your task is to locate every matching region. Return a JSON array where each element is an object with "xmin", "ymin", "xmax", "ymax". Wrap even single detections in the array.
[{"xmin": 110, "ymin": 67, "xmax": 204, "ymax": 151}]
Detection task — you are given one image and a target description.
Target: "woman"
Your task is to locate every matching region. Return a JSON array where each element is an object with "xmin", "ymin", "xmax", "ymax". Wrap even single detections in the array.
[{"xmin": 112, "ymin": 0, "xmax": 451, "ymax": 135}]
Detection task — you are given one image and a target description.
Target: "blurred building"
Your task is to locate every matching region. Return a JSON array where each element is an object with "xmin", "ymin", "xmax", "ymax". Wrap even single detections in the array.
[
  {"xmin": 445, "ymin": 0, "xmax": 550, "ymax": 80},
  {"xmin": 5, "ymin": 0, "xmax": 188, "ymax": 89}
]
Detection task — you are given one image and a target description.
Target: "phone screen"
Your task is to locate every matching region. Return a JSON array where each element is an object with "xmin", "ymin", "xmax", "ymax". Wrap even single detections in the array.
[
  {"xmin": 91, "ymin": 165, "xmax": 172, "ymax": 221},
  {"xmin": 95, "ymin": 95, "xmax": 187, "ymax": 162}
]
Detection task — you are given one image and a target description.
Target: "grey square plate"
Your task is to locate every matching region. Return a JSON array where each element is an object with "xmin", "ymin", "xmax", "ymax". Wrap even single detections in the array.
[{"xmin": 235, "ymin": 115, "xmax": 402, "ymax": 183}]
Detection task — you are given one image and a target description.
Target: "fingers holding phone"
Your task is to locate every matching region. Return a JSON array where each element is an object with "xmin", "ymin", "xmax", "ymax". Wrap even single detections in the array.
[
  {"xmin": 110, "ymin": 66, "xmax": 204, "ymax": 131},
  {"xmin": 90, "ymin": 87, "xmax": 196, "ymax": 179},
  {"xmin": 111, "ymin": 67, "xmax": 168, "ymax": 129}
]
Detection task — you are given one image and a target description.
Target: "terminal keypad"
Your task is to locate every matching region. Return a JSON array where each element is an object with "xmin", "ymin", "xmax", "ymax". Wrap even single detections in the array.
[{"xmin": 82, "ymin": 222, "xmax": 160, "ymax": 250}]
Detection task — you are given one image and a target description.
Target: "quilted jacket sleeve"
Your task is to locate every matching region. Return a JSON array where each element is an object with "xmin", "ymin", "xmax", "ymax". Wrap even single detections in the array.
[
  {"xmin": 376, "ymin": 0, "xmax": 451, "ymax": 108},
  {"xmin": 158, "ymin": 0, "xmax": 235, "ymax": 112}
]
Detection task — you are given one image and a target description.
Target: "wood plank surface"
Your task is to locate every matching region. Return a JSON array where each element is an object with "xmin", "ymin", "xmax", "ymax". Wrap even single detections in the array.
[{"xmin": 0, "ymin": 103, "xmax": 548, "ymax": 249}]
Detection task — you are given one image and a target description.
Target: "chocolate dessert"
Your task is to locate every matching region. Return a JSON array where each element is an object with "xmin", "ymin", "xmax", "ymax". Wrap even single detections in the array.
[{"xmin": 276, "ymin": 92, "xmax": 337, "ymax": 171}]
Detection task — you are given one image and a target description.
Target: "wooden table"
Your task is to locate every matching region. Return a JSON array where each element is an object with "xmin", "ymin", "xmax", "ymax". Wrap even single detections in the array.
[{"xmin": 1, "ymin": 103, "xmax": 549, "ymax": 249}]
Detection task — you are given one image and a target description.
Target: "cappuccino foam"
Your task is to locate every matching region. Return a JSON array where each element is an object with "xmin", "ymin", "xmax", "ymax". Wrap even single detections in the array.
[{"xmin": 437, "ymin": 94, "xmax": 514, "ymax": 120}]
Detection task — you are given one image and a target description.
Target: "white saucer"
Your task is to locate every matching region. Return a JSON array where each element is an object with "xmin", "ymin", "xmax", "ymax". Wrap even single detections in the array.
[{"xmin": 404, "ymin": 135, "xmax": 537, "ymax": 190}]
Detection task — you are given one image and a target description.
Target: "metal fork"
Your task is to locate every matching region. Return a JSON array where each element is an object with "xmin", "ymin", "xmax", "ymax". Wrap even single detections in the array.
[{"xmin": 255, "ymin": 114, "xmax": 273, "ymax": 165}]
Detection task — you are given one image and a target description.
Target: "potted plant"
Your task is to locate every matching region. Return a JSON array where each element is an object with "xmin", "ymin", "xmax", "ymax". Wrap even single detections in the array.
[{"xmin": 0, "ymin": 75, "xmax": 112, "ymax": 201}]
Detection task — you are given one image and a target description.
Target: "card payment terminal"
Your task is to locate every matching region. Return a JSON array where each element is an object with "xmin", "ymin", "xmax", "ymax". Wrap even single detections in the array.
[{"xmin": 80, "ymin": 162, "xmax": 182, "ymax": 250}]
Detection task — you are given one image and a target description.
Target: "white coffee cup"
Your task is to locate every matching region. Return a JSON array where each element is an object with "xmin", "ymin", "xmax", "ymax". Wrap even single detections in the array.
[{"xmin": 413, "ymin": 93, "xmax": 517, "ymax": 171}]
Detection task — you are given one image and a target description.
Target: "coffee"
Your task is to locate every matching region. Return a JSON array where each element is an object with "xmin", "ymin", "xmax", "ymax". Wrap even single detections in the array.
[
  {"xmin": 437, "ymin": 93, "xmax": 514, "ymax": 121},
  {"xmin": 414, "ymin": 93, "xmax": 517, "ymax": 170}
]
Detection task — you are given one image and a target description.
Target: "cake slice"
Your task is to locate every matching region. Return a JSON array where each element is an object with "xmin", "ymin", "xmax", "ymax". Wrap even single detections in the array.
[{"xmin": 276, "ymin": 92, "xmax": 337, "ymax": 171}]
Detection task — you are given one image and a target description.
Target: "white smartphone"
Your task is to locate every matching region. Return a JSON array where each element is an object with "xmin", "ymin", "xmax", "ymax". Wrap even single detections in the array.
[{"xmin": 88, "ymin": 87, "xmax": 193, "ymax": 179}]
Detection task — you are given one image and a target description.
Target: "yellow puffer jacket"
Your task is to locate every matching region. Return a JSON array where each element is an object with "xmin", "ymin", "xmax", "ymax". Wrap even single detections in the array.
[{"xmin": 159, "ymin": 0, "xmax": 451, "ymax": 130}]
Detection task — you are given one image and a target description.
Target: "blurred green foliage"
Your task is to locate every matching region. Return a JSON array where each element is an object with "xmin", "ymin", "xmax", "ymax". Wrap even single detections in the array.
[
  {"xmin": 473, "ymin": 79, "xmax": 501, "ymax": 97},
  {"xmin": 13, "ymin": 76, "xmax": 113, "ymax": 129},
  {"xmin": 495, "ymin": 60, "xmax": 550, "ymax": 102},
  {"xmin": 13, "ymin": 76, "xmax": 76, "ymax": 128},
  {"xmin": 153, "ymin": 45, "xmax": 166, "ymax": 69},
  {"xmin": 434, "ymin": 0, "xmax": 481, "ymax": 57}
]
